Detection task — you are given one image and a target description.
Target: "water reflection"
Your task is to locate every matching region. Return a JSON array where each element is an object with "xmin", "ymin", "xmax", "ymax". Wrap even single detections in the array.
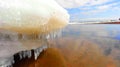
[{"xmin": 60, "ymin": 24, "xmax": 120, "ymax": 67}]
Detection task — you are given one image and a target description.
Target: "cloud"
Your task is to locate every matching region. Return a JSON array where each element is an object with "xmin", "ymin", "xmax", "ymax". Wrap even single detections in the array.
[
  {"xmin": 86, "ymin": 0, "xmax": 112, "ymax": 6},
  {"xmin": 113, "ymin": 7, "xmax": 120, "ymax": 10},
  {"xmin": 55, "ymin": 0, "xmax": 111, "ymax": 8},
  {"xmin": 81, "ymin": 2, "xmax": 120, "ymax": 15},
  {"xmin": 97, "ymin": 2, "xmax": 118, "ymax": 10},
  {"xmin": 55, "ymin": 0, "xmax": 90, "ymax": 8},
  {"xmin": 80, "ymin": 9, "xmax": 102, "ymax": 16}
]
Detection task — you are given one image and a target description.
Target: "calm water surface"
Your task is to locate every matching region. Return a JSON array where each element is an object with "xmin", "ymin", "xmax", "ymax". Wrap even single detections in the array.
[{"xmin": 60, "ymin": 24, "xmax": 120, "ymax": 67}]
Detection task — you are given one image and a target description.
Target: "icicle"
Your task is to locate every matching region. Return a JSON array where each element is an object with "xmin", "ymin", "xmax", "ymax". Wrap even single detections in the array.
[
  {"xmin": 26, "ymin": 51, "xmax": 32, "ymax": 58},
  {"xmin": 34, "ymin": 44, "xmax": 48, "ymax": 60},
  {"xmin": 34, "ymin": 48, "xmax": 41, "ymax": 60},
  {"xmin": 23, "ymin": 51, "xmax": 26, "ymax": 58},
  {"xmin": 19, "ymin": 52, "xmax": 23, "ymax": 60},
  {"xmin": 45, "ymin": 30, "xmax": 62, "ymax": 40},
  {"xmin": 34, "ymin": 49, "xmax": 38, "ymax": 60}
]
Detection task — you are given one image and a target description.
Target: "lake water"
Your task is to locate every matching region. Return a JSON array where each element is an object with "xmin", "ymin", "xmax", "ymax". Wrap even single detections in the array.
[{"xmin": 59, "ymin": 24, "xmax": 120, "ymax": 67}]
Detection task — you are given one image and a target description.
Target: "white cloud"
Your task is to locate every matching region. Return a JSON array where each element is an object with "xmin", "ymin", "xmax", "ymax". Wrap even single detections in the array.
[
  {"xmin": 97, "ymin": 2, "xmax": 118, "ymax": 10},
  {"xmin": 86, "ymin": 0, "xmax": 111, "ymax": 6},
  {"xmin": 81, "ymin": 2, "xmax": 120, "ymax": 15},
  {"xmin": 97, "ymin": 5, "xmax": 110, "ymax": 10},
  {"xmin": 55, "ymin": 0, "xmax": 90, "ymax": 8},
  {"xmin": 81, "ymin": 9, "xmax": 103, "ymax": 15},
  {"xmin": 113, "ymin": 7, "xmax": 120, "ymax": 10},
  {"xmin": 55, "ymin": 0, "xmax": 111, "ymax": 8}
]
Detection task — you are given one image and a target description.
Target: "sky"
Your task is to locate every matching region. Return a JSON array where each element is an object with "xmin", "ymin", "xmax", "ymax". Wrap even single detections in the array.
[{"xmin": 55, "ymin": 0, "xmax": 120, "ymax": 21}]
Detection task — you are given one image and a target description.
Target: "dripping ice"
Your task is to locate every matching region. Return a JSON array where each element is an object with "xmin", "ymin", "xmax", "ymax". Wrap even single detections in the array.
[{"xmin": 0, "ymin": 30, "xmax": 62, "ymax": 67}]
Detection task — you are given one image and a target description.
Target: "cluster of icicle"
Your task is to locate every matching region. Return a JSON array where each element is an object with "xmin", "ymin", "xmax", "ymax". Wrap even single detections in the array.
[
  {"xmin": 0, "ymin": 30, "xmax": 62, "ymax": 67},
  {"xmin": 0, "ymin": 45, "xmax": 48, "ymax": 67}
]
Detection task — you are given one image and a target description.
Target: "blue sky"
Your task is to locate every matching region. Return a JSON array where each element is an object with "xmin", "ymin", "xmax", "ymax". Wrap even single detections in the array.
[{"xmin": 56, "ymin": 0, "xmax": 120, "ymax": 21}]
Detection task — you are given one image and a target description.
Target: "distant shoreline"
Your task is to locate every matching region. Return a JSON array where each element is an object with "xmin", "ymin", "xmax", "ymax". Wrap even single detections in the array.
[
  {"xmin": 69, "ymin": 21, "xmax": 120, "ymax": 24},
  {"xmin": 98, "ymin": 21, "xmax": 120, "ymax": 24}
]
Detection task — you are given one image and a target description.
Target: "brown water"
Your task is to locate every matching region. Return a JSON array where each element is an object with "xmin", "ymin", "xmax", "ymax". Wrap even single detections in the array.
[{"xmin": 13, "ymin": 24, "xmax": 120, "ymax": 67}]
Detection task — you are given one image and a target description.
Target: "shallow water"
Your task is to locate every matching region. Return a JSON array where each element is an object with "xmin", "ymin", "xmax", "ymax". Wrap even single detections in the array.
[
  {"xmin": 1, "ymin": 24, "xmax": 120, "ymax": 67},
  {"xmin": 52, "ymin": 24, "xmax": 120, "ymax": 67}
]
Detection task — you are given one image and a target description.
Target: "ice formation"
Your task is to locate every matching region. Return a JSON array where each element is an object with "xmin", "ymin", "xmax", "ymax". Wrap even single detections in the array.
[
  {"xmin": 0, "ymin": 0, "xmax": 69, "ymax": 67},
  {"xmin": 0, "ymin": 0, "xmax": 69, "ymax": 34},
  {"xmin": 0, "ymin": 30, "xmax": 63, "ymax": 67}
]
